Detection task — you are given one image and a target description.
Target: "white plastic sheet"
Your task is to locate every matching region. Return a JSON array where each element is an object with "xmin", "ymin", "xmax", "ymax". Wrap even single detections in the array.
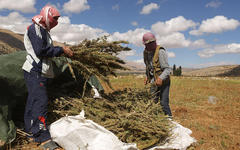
[
  {"xmin": 148, "ymin": 120, "xmax": 196, "ymax": 150},
  {"xmin": 49, "ymin": 110, "xmax": 138, "ymax": 150},
  {"xmin": 50, "ymin": 111, "xmax": 196, "ymax": 150}
]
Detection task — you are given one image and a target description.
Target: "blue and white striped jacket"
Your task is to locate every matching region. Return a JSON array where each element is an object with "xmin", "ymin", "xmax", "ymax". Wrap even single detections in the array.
[{"xmin": 22, "ymin": 23, "xmax": 63, "ymax": 78}]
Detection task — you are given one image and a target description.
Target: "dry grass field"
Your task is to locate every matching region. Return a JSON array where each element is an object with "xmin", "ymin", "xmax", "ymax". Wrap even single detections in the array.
[
  {"xmin": 4, "ymin": 75, "xmax": 240, "ymax": 150},
  {"xmin": 108, "ymin": 75, "xmax": 240, "ymax": 150}
]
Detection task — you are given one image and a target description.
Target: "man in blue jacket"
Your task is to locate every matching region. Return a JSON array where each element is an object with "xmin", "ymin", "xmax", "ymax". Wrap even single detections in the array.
[{"xmin": 22, "ymin": 5, "xmax": 73, "ymax": 147}]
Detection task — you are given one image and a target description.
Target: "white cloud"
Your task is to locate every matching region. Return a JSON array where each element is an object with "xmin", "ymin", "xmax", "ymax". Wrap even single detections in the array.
[
  {"xmin": 108, "ymin": 17, "xmax": 199, "ymax": 49},
  {"xmin": 0, "ymin": 12, "xmax": 30, "ymax": 33},
  {"xmin": 140, "ymin": 3, "xmax": 159, "ymax": 15},
  {"xmin": 205, "ymin": 0, "xmax": 222, "ymax": 8},
  {"xmin": 109, "ymin": 17, "xmax": 203, "ymax": 50},
  {"xmin": 112, "ymin": 4, "xmax": 119, "ymax": 11},
  {"xmin": 167, "ymin": 51, "xmax": 175, "ymax": 58},
  {"xmin": 190, "ymin": 16, "xmax": 240, "ymax": 36},
  {"xmin": 0, "ymin": 0, "xmax": 36, "ymax": 13},
  {"xmin": 137, "ymin": 0, "xmax": 143, "ymax": 5},
  {"xmin": 63, "ymin": 0, "xmax": 90, "ymax": 14},
  {"xmin": 190, "ymin": 39, "xmax": 210, "ymax": 49},
  {"xmin": 0, "ymin": 12, "xmax": 146, "ymax": 47},
  {"xmin": 156, "ymin": 32, "xmax": 191, "ymax": 49},
  {"xmin": 150, "ymin": 16, "xmax": 210, "ymax": 49},
  {"xmin": 110, "ymin": 28, "xmax": 150, "ymax": 47},
  {"xmin": 58, "ymin": 16, "xmax": 71, "ymax": 24},
  {"xmin": 198, "ymin": 43, "xmax": 240, "ymax": 58},
  {"xmin": 118, "ymin": 50, "xmax": 136, "ymax": 59},
  {"xmin": 0, "ymin": 13, "xmax": 102, "ymax": 44},
  {"xmin": 151, "ymin": 16, "xmax": 197, "ymax": 36},
  {"xmin": 51, "ymin": 16, "xmax": 107, "ymax": 45},
  {"xmin": 133, "ymin": 59, "xmax": 144, "ymax": 64},
  {"xmin": 131, "ymin": 21, "xmax": 138, "ymax": 26}
]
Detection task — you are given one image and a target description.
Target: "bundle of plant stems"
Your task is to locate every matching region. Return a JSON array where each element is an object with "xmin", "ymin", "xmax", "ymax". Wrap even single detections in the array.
[
  {"xmin": 51, "ymin": 88, "xmax": 171, "ymax": 149},
  {"xmin": 69, "ymin": 36, "xmax": 131, "ymax": 89},
  {"xmin": 48, "ymin": 37, "xmax": 170, "ymax": 149}
]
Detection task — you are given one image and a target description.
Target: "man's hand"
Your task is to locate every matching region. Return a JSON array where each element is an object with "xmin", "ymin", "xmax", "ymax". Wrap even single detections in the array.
[
  {"xmin": 144, "ymin": 77, "xmax": 148, "ymax": 85},
  {"xmin": 155, "ymin": 77, "xmax": 163, "ymax": 86},
  {"xmin": 63, "ymin": 46, "xmax": 73, "ymax": 57}
]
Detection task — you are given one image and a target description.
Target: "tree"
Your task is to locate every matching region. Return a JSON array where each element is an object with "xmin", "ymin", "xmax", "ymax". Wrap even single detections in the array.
[
  {"xmin": 173, "ymin": 64, "xmax": 176, "ymax": 76},
  {"xmin": 179, "ymin": 66, "xmax": 182, "ymax": 76},
  {"xmin": 173, "ymin": 64, "xmax": 182, "ymax": 76}
]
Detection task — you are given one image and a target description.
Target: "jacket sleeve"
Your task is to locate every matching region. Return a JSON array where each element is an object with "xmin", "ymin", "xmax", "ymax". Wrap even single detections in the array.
[
  {"xmin": 158, "ymin": 49, "xmax": 171, "ymax": 80},
  {"xmin": 27, "ymin": 25, "xmax": 63, "ymax": 58}
]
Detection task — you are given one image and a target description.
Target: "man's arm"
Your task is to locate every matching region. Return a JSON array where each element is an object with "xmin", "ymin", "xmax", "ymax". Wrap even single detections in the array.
[
  {"xmin": 158, "ymin": 49, "xmax": 171, "ymax": 80},
  {"xmin": 28, "ymin": 25, "xmax": 63, "ymax": 58}
]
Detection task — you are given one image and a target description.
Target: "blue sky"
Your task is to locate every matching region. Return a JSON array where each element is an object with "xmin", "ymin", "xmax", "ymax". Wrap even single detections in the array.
[{"xmin": 0, "ymin": 0, "xmax": 239, "ymax": 68}]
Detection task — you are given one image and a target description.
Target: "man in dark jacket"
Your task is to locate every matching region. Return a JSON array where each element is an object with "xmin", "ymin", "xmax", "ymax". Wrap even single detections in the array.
[{"xmin": 143, "ymin": 32, "xmax": 172, "ymax": 118}]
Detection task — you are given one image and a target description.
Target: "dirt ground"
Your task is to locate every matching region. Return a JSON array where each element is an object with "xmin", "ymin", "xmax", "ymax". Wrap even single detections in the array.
[{"xmin": 169, "ymin": 77, "xmax": 240, "ymax": 150}]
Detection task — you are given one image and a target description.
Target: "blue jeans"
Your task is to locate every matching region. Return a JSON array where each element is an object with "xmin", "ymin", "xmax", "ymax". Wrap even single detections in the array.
[
  {"xmin": 23, "ymin": 71, "xmax": 51, "ymax": 143},
  {"xmin": 150, "ymin": 78, "xmax": 172, "ymax": 117}
]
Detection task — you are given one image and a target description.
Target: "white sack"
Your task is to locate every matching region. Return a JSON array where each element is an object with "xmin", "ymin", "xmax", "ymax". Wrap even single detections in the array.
[
  {"xmin": 49, "ymin": 110, "xmax": 138, "ymax": 150},
  {"xmin": 148, "ymin": 120, "xmax": 196, "ymax": 150}
]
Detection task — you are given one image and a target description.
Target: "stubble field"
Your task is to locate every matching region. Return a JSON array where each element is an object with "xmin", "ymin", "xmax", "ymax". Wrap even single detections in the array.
[
  {"xmin": 9, "ymin": 75, "xmax": 240, "ymax": 150},
  {"xmin": 108, "ymin": 75, "xmax": 240, "ymax": 150}
]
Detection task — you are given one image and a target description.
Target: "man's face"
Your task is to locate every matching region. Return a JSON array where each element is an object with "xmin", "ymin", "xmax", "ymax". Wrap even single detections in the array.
[{"xmin": 145, "ymin": 41, "xmax": 157, "ymax": 51}]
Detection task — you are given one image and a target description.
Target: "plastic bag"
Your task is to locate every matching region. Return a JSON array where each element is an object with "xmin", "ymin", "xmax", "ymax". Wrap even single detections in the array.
[
  {"xmin": 148, "ymin": 120, "xmax": 196, "ymax": 150},
  {"xmin": 49, "ymin": 110, "xmax": 138, "ymax": 150}
]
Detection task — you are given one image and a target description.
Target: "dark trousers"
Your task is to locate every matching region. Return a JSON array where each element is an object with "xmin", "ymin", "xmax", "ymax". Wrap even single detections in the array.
[
  {"xmin": 23, "ymin": 71, "xmax": 51, "ymax": 143},
  {"xmin": 150, "ymin": 79, "xmax": 172, "ymax": 117}
]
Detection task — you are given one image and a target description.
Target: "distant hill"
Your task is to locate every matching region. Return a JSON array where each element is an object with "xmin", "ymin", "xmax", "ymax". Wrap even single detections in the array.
[
  {"xmin": 116, "ymin": 61, "xmax": 145, "ymax": 75},
  {"xmin": 181, "ymin": 67, "xmax": 199, "ymax": 73},
  {"xmin": 0, "ymin": 29, "xmax": 24, "ymax": 54},
  {"xmin": 122, "ymin": 63, "xmax": 240, "ymax": 77},
  {"xmin": 0, "ymin": 28, "xmax": 64, "ymax": 55},
  {"xmin": 182, "ymin": 65, "xmax": 240, "ymax": 77},
  {"xmin": 125, "ymin": 61, "xmax": 145, "ymax": 71}
]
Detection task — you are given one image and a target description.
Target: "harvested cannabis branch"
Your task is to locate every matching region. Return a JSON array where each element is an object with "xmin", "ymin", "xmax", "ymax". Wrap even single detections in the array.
[
  {"xmin": 51, "ymin": 88, "xmax": 171, "ymax": 149},
  {"xmin": 69, "ymin": 36, "xmax": 131, "ymax": 89}
]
